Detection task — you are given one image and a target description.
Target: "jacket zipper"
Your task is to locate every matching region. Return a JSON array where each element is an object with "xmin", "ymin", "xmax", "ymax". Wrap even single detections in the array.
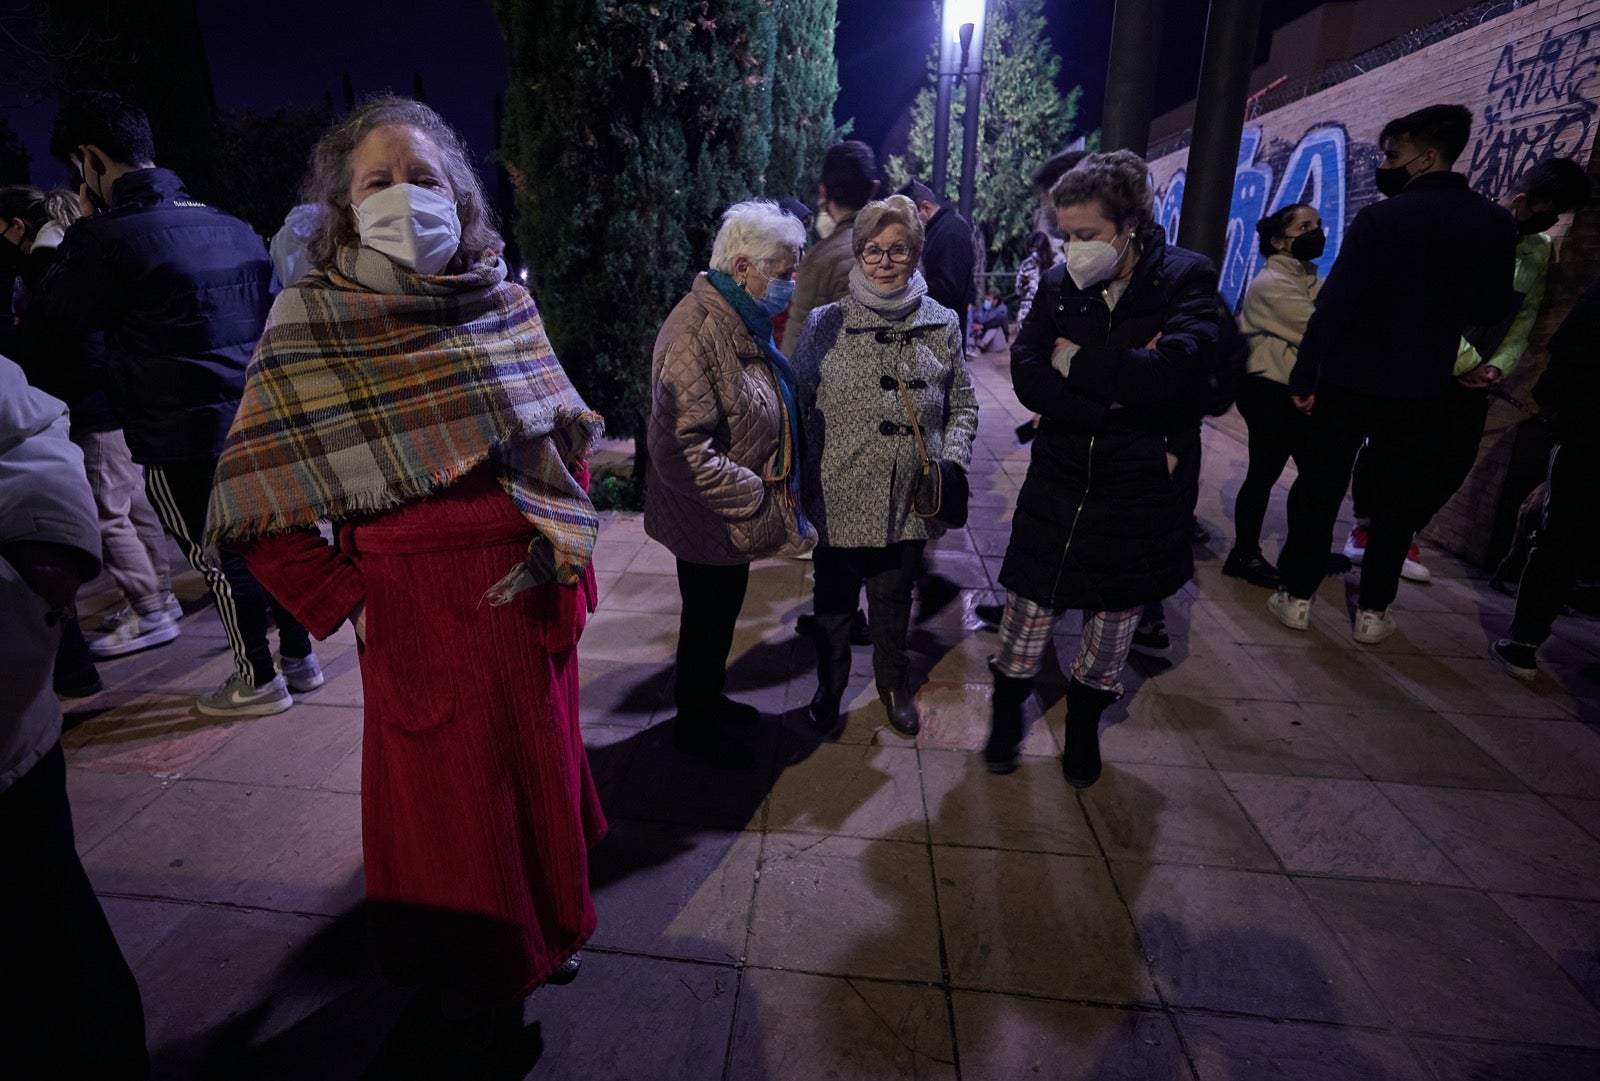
[{"xmin": 1046, "ymin": 295, "xmax": 1111, "ymax": 601}]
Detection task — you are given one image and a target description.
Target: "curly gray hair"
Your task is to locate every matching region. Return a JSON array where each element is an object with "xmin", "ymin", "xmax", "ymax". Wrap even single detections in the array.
[
  {"xmin": 709, "ymin": 199, "xmax": 807, "ymax": 274},
  {"xmin": 301, "ymin": 95, "xmax": 500, "ymax": 272}
]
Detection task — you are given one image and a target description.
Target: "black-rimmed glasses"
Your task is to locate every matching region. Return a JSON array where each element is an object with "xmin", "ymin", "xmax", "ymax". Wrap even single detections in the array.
[{"xmin": 860, "ymin": 244, "xmax": 913, "ymax": 266}]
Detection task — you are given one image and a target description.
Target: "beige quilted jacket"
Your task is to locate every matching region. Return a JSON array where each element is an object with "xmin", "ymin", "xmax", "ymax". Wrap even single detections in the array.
[{"xmin": 644, "ymin": 275, "xmax": 815, "ymax": 565}]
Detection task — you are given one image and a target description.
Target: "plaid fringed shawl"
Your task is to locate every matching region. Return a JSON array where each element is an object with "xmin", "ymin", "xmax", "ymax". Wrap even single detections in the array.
[{"xmin": 205, "ymin": 244, "xmax": 602, "ymax": 595}]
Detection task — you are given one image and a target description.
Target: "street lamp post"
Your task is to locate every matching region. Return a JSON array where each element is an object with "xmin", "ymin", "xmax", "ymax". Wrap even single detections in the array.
[{"xmin": 933, "ymin": 0, "xmax": 987, "ymax": 214}]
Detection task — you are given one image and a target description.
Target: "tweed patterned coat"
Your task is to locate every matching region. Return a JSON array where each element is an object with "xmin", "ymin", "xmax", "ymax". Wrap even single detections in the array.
[
  {"xmin": 645, "ymin": 275, "xmax": 814, "ymax": 565},
  {"xmin": 793, "ymin": 295, "xmax": 977, "ymax": 549}
]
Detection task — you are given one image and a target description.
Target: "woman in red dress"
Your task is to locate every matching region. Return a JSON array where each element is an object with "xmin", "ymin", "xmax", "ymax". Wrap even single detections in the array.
[{"xmin": 203, "ymin": 97, "xmax": 606, "ymax": 1030}]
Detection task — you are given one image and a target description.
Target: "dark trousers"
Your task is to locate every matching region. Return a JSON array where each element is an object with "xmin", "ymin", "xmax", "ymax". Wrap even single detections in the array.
[
  {"xmin": 673, "ymin": 559, "xmax": 750, "ymax": 716},
  {"xmin": 145, "ymin": 458, "xmax": 311, "ymax": 686},
  {"xmin": 1509, "ymin": 441, "xmax": 1600, "ymax": 646},
  {"xmin": 1233, "ymin": 374, "xmax": 1308, "ymax": 554},
  {"xmin": 1, "ymin": 743, "xmax": 149, "ymax": 1079},
  {"xmin": 1279, "ymin": 383, "xmax": 1446, "ymax": 611},
  {"xmin": 813, "ymin": 541, "xmax": 925, "ymax": 692},
  {"xmin": 1350, "ymin": 381, "xmax": 1490, "ymax": 527}
]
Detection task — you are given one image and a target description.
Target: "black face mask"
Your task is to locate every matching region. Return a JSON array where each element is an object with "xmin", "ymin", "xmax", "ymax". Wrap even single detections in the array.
[
  {"xmin": 1288, "ymin": 228, "xmax": 1326, "ymax": 261},
  {"xmin": 1374, "ymin": 151, "xmax": 1426, "ymax": 198},
  {"xmin": 1518, "ymin": 210, "xmax": 1559, "ymax": 236}
]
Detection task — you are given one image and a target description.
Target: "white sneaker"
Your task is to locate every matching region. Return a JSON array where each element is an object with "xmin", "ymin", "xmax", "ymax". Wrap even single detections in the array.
[
  {"xmin": 99, "ymin": 591, "xmax": 182, "ymax": 631},
  {"xmin": 1400, "ymin": 542, "xmax": 1431, "ymax": 583},
  {"xmin": 90, "ymin": 609, "xmax": 180, "ymax": 658},
  {"xmin": 1352, "ymin": 608, "xmax": 1397, "ymax": 644},
  {"xmin": 1267, "ymin": 590, "xmax": 1312, "ymax": 630},
  {"xmin": 279, "ymin": 653, "xmax": 324, "ymax": 694},
  {"xmin": 196, "ymin": 673, "xmax": 293, "ymax": 717}
]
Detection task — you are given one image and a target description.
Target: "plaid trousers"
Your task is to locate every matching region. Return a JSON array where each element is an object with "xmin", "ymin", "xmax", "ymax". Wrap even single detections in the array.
[{"xmin": 993, "ymin": 591, "xmax": 1142, "ymax": 692}]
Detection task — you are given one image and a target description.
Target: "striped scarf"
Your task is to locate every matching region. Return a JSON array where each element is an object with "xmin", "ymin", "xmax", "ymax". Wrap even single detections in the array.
[{"xmin": 204, "ymin": 244, "xmax": 602, "ymax": 596}]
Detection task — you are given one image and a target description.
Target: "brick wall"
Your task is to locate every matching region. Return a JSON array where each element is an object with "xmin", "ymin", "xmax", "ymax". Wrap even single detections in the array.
[{"xmin": 1152, "ymin": 0, "xmax": 1600, "ymax": 566}]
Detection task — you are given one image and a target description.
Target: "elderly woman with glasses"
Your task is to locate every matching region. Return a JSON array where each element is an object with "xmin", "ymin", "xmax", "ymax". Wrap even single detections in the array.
[{"xmin": 793, "ymin": 194, "xmax": 979, "ymax": 737}]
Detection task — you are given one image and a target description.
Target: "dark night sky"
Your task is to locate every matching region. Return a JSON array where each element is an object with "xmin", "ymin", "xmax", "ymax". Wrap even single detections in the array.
[{"xmin": 9, "ymin": 1, "xmax": 1325, "ymax": 195}]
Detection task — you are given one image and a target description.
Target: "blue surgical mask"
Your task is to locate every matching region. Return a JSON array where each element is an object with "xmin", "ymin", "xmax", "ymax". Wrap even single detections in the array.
[{"xmin": 749, "ymin": 266, "xmax": 795, "ymax": 316}]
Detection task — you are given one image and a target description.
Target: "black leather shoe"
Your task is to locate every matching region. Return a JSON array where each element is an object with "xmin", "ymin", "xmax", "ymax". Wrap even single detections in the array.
[
  {"xmin": 807, "ymin": 686, "xmax": 844, "ymax": 735},
  {"xmin": 547, "ymin": 951, "xmax": 582, "ymax": 986},
  {"xmin": 1222, "ymin": 548, "xmax": 1280, "ymax": 589},
  {"xmin": 879, "ymin": 685, "xmax": 920, "ymax": 736}
]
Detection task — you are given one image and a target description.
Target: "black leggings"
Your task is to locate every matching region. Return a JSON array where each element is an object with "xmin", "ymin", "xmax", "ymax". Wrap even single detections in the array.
[{"xmin": 1232, "ymin": 374, "xmax": 1308, "ymax": 554}]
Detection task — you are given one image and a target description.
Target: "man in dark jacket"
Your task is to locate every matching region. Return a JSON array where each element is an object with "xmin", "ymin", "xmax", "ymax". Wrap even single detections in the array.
[
  {"xmin": 1271, "ymin": 104, "xmax": 1518, "ymax": 644},
  {"xmin": 38, "ymin": 90, "xmax": 319, "ymax": 716},
  {"xmin": 898, "ymin": 179, "xmax": 975, "ymax": 343},
  {"xmin": 1492, "ymin": 276, "xmax": 1600, "ymax": 680}
]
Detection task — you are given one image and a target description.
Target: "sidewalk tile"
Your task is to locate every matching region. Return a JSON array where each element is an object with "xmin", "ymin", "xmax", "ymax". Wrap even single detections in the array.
[
  {"xmin": 587, "ymin": 820, "xmax": 760, "ymax": 964},
  {"xmin": 1491, "ymin": 894, "xmax": 1600, "ymax": 1011},
  {"xmin": 1223, "ymin": 773, "xmax": 1467, "ymax": 884},
  {"xmin": 937, "ymin": 846, "xmax": 1156, "ymax": 1004},
  {"xmin": 953, "ymin": 994, "xmax": 1188, "ymax": 1080},
  {"xmin": 1409, "ymin": 1036, "xmax": 1600, "ymax": 1079},
  {"xmin": 1176, "ymin": 1013, "xmax": 1431, "ymax": 1080},
  {"xmin": 764, "ymin": 742, "xmax": 927, "ymax": 842},
  {"xmin": 1080, "ymin": 762, "xmax": 1279, "ymax": 870},
  {"xmin": 84, "ymin": 780, "xmax": 363, "ymax": 916},
  {"xmin": 183, "ymin": 703, "xmax": 363, "ymax": 790},
  {"xmin": 1114, "ymin": 863, "xmax": 1384, "ymax": 1025},
  {"xmin": 1379, "ymin": 784, "xmax": 1600, "ymax": 898},
  {"xmin": 747, "ymin": 833, "xmax": 941, "ymax": 983},
  {"xmin": 526, "ymin": 952, "xmax": 735, "ymax": 1080},
  {"xmin": 1308, "ymin": 704, "xmax": 1523, "ymax": 790},
  {"xmin": 67, "ymin": 768, "xmax": 171, "ymax": 854},
  {"xmin": 1299, "ymin": 877, "xmax": 1600, "ymax": 1044},
  {"xmin": 920, "ymin": 748, "xmax": 1099, "ymax": 856},
  {"xmin": 1169, "ymin": 697, "xmax": 1364, "ymax": 778},
  {"xmin": 1446, "ymin": 713, "xmax": 1600, "ymax": 798},
  {"xmin": 729, "ymin": 970, "xmax": 954, "ymax": 1081}
]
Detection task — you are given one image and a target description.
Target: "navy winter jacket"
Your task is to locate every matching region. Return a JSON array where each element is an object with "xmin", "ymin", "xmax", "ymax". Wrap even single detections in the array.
[
  {"xmin": 35, "ymin": 168, "xmax": 272, "ymax": 465},
  {"xmin": 1289, "ymin": 171, "xmax": 1517, "ymax": 401},
  {"xmin": 1001, "ymin": 225, "xmax": 1220, "ymax": 612}
]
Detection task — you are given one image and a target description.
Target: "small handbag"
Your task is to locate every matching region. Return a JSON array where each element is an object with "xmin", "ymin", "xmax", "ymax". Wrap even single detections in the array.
[{"xmin": 892, "ymin": 374, "xmax": 969, "ymax": 528}]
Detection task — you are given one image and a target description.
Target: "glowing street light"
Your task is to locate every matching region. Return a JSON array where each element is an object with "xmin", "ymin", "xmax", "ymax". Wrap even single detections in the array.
[{"xmin": 930, "ymin": 0, "xmax": 988, "ymax": 221}]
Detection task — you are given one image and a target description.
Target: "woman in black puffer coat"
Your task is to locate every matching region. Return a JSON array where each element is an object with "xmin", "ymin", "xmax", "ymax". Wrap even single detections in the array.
[{"xmin": 987, "ymin": 149, "xmax": 1220, "ymax": 787}]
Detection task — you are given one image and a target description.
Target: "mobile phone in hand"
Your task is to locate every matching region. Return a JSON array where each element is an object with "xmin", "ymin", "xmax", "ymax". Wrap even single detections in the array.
[{"xmin": 1015, "ymin": 420, "xmax": 1037, "ymax": 445}]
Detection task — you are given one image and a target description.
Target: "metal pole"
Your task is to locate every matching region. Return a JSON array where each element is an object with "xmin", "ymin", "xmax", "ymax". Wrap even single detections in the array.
[
  {"xmin": 957, "ymin": 15, "xmax": 986, "ymax": 221},
  {"xmin": 933, "ymin": 66, "xmax": 953, "ymax": 197},
  {"xmin": 1101, "ymin": 0, "xmax": 1167, "ymax": 156},
  {"xmin": 1178, "ymin": 0, "xmax": 1264, "ymax": 266}
]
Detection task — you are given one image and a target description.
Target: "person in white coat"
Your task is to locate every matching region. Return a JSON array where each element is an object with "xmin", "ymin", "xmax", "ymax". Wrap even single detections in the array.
[{"xmin": 0, "ymin": 355, "xmax": 149, "ymax": 1077}]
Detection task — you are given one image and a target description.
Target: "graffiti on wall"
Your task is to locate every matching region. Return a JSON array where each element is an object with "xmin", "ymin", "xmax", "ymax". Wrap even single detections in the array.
[
  {"xmin": 1467, "ymin": 24, "xmax": 1600, "ymax": 198},
  {"xmin": 1154, "ymin": 124, "xmax": 1358, "ymax": 309},
  {"xmin": 1148, "ymin": 8, "xmax": 1600, "ymax": 312}
]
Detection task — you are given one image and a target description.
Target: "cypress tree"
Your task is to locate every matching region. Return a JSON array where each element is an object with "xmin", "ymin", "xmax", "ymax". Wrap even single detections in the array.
[
  {"xmin": 888, "ymin": 0, "xmax": 1080, "ymax": 266},
  {"xmin": 496, "ymin": 0, "xmax": 781, "ymax": 444},
  {"xmin": 765, "ymin": 0, "xmax": 846, "ymax": 201}
]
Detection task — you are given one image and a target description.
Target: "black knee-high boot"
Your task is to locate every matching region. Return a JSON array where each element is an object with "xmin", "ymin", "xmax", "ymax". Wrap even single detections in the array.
[
  {"xmin": 807, "ymin": 613, "xmax": 855, "ymax": 734},
  {"xmin": 1061, "ymin": 678, "xmax": 1120, "ymax": 788},
  {"xmin": 985, "ymin": 662, "xmax": 1032, "ymax": 774}
]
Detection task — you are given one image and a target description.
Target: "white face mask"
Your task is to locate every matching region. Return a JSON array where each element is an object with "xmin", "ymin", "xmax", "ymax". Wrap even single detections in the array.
[
  {"xmin": 814, "ymin": 208, "xmax": 837, "ymax": 240},
  {"xmin": 352, "ymin": 183, "xmax": 462, "ymax": 275},
  {"xmin": 1065, "ymin": 232, "xmax": 1129, "ymax": 290}
]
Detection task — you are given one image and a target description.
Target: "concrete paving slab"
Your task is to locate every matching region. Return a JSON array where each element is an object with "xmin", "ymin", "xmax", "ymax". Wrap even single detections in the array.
[
  {"xmin": 728, "ymin": 969, "xmax": 954, "ymax": 1081},
  {"xmin": 936, "ymin": 846, "xmax": 1156, "ymax": 1004},
  {"xmin": 1299, "ymin": 877, "xmax": 1600, "ymax": 1045},
  {"xmin": 1176, "ymin": 1012, "xmax": 1431, "ymax": 1080},
  {"xmin": 952, "ymin": 994, "xmax": 1189, "ymax": 1080}
]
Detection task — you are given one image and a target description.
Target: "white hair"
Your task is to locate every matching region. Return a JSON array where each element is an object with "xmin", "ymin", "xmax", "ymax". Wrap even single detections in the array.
[{"xmin": 709, "ymin": 199, "xmax": 806, "ymax": 273}]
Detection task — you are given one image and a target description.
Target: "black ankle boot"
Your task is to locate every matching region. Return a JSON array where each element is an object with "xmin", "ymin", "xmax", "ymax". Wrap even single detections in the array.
[
  {"xmin": 984, "ymin": 665, "xmax": 1032, "ymax": 774},
  {"xmin": 807, "ymin": 614, "xmax": 855, "ymax": 734},
  {"xmin": 1061, "ymin": 679, "xmax": 1120, "ymax": 788},
  {"xmin": 879, "ymin": 684, "xmax": 920, "ymax": 736}
]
